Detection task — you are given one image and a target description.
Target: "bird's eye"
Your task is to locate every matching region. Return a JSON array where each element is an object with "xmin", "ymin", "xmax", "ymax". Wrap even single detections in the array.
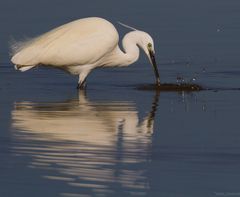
[{"xmin": 147, "ymin": 43, "xmax": 152, "ymax": 49}]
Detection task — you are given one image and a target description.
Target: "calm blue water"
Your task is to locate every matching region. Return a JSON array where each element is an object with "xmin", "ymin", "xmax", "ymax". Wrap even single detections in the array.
[{"xmin": 1, "ymin": 0, "xmax": 240, "ymax": 196}]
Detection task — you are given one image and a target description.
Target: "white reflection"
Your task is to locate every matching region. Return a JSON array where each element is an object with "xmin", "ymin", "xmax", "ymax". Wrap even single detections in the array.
[{"xmin": 11, "ymin": 91, "xmax": 159, "ymax": 196}]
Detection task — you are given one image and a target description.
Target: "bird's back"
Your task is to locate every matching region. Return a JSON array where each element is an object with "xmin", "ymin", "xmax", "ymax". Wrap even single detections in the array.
[{"xmin": 11, "ymin": 17, "xmax": 119, "ymax": 67}]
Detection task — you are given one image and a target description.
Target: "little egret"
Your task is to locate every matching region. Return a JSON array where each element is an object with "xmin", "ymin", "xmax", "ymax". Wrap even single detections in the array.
[{"xmin": 11, "ymin": 17, "xmax": 160, "ymax": 89}]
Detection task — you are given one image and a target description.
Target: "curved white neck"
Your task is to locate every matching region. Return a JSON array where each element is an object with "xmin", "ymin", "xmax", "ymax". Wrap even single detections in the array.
[
  {"xmin": 120, "ymin": 31, "xmax": 140, "ymax": 66},
  {"xmin": 103, "ymin": 31, "xmax": 140, "ymax": 67},
  {"xmin": 102, "ymin": 31, "xmax": 143, "ymax": 67}
]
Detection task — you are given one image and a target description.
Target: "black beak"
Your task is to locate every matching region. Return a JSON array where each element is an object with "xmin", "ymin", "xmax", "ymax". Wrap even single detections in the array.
[{"xmin": 149, "ymin": 50, "xmax": 160, "ymax": 86}]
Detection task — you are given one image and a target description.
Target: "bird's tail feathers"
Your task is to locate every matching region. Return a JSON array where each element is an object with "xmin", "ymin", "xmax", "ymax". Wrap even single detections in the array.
[
  {"xmin": 15, "ymin": 65, "xmax": 35, "ymax": 72},
  {"xmin": 9, "ymin": 36, "xmax": 35, "ymax": 56}
]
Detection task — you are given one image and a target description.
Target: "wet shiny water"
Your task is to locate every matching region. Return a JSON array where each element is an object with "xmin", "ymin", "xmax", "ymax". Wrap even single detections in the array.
[
  {"xmin": 1, "ymin": 0, "xmax": 240, "ymax": 196},
  {"xmin": 12, "ymin": 96, "xmax": 153, "ymax": 196}
]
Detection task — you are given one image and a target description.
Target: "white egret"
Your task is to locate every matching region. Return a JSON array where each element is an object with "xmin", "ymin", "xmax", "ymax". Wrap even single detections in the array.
[{"xmin": 11, "ymin": 17, "xmax": 160, "ymax": 89}]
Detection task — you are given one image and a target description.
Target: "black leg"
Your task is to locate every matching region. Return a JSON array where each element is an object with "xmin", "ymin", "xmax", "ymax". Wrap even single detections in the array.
[{"xmin": 77, "ymin": 80, "xmax": 86, "ymax": 90}]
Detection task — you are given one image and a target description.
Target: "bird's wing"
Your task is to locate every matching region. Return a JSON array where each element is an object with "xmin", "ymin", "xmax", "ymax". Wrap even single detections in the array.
[{"xmin": 11, "ymin": 18, "xmax": 119, "ymax": 66}]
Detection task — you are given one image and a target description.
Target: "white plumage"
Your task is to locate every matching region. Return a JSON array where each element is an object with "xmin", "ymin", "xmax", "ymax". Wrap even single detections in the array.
[{"xmin": 11, "ymin": 17, "xmax": 159, "ymax": 89}]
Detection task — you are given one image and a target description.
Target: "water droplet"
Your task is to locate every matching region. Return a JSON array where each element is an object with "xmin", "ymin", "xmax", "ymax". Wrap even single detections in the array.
[
  {"xmin": 176, "ymin": 76, "xmax": 186, "ymax": 84},
  {"xmin": 176, "ymin": 76, "xmax": 182, "ymax": 84},
  {"xmin": 202, "ymin": 104, "xmax": 206, "ymax": 111}
]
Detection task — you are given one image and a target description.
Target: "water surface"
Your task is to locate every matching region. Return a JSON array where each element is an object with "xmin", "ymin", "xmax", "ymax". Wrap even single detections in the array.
[{"xmin": 1, "ymin": 0, "xmax": 240, "ymax": 196}]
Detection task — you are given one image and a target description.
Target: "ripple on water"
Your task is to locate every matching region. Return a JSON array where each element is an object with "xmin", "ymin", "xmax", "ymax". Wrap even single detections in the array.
[
  {"xmin": 11, "ymin": 97, "xmax": 156, "ymax": 196},
  {"xmin": 137, "ymin": 83, "xmax": 204, "ymax": 92}
]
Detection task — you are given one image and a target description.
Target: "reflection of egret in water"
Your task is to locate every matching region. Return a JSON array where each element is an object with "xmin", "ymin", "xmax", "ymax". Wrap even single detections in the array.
[{"xmin": 11, "ymin": 91, "xmax": 159, "ymax": 196}]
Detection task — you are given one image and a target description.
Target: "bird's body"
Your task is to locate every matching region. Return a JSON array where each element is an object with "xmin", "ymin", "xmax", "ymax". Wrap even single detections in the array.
[{"xmin": 11, "ymin": 17, "xmax": 160, "ymax": 88}]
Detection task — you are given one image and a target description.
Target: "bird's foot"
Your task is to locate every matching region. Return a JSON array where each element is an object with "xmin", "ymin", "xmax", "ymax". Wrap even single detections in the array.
[{"xmin": 77, "ymin": 82, "xmax": 86, "ymax": 90}]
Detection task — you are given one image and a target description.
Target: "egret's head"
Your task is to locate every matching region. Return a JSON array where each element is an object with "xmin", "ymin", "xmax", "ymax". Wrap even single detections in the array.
[
  {"xmin": 137, "ymin": 31, "xmax": 160, "ymax": 85},
  {"xmin": 136, "ymin": 31, "xmax": 155, "ymax": 55},
  {"xmin": 118, "ymin": 21, "xmax": 160, "ymax": 85}
]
